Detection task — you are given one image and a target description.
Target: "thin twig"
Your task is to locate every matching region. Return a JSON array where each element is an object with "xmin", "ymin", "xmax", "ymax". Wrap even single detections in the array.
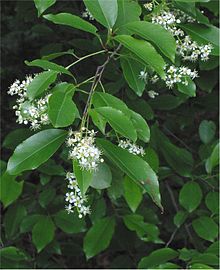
[{"xmin": 81, "ymin": 44, "xmax": 122, "ymax": 122}]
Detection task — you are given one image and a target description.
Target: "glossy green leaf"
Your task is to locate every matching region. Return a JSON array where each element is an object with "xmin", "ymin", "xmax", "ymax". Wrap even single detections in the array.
[
  {"xmin": 96, "ymin": 139, "xmax": 162, "ymax": 209},
  {"xmin": 199, "ymin": 120, "xmax": 216, "ymax": 144},
  {"xmin": 123, "ymin": 214, "xmax": 148, "ymax": 238},
  {"xmin": 0, "ymin": 246, "xmax": 27, "ymax": 261},
  {"xmin": 174, "ymin": 210, "xmax": 188, "ymax": 228},
  {"xmin": 192, "ymin": 216, "xmax": 218, "ymax": 242},
  {"xmin": 73, "ymin": 160, "xmax": 93, "ymax": 195},
  {"xmin": 114, "ymin": 0, "xmax": 141, "ymax": 34},
  {"xmin": 20, "ymin": 215, "xmax": 42, "ymax": 233},
  {"xmin": 149, "ymin": 95, "xmax": 183, "ymax": 111},
  {"xmin": 180, "ymin": 24, "xmax": 219, "ymax": 55},
  {"xmin": 189, "ymin": 263, "xmax": 213, "ymax": 269},
  {"xmin": 123, "ymin": 176, "xmax": 142, "ymax": 212},
  {"xmin": 0, "ymin": 172, "xmax": 23, "ymax": 208},
  {"xmin": 143, "ymin": 147, "xmax": 159, "ymax": 173},
  {"xmin": 39, "ymin": 187, "xmax": 56, "ymax": 208},
  {"xmin": 130, "ymin": 110, "xmax": 150, "ymax": 143},
  {"xmin": 34, "ymin": 0, "xmax": 56, "ymax": 17},
  {"xmin": 25, "ymin": 59, "xmax": 73, "ymax": 77},
  {"xmin": 84, "ymin": 0, "xmax": 118, "ymax": 29},
  {"xmin": 48, "ymin": 83, "xmax": 77, "ymax": 127},
  {"xmin": 89, "ymin": 109, "xmax": 106, "ymax": 134},
  {"xmin": 120, "ymin": 56, "xmax": 145, "ymax": 96},
  {"xmin": 138, "ymin": 248, "xmax": 178, "ymax": 269},
  {"xmin": 27, "ymin": 70, "xmax": 57, "ymax": 100},
  {"xmin": 205, "ymin": 142, "xmax": 219, "ymax": 173},
  {"xmin": 83, "ymin": 216, "xmax": 115, "ymax": 259},
  {"xmin": 92, "ymin": 92, "xmax": 130, "ymax": 116},
  {"xmin": 177, "ymin": 77, "xmax": 196, "ymax": 97},
  {"xmin": 42, "ymin": 49, "xmax": 75, "ymax": 61},
  {"xmin": 4, "ymin": 204, "xmax": 27, "ymax": 239},
  {"xmin": 54, "ymin": 210, "xmax": 86, "ymax": 234},
  {"xmin": 3, "ymin": 128, "xmax": 34, "ymax": 150},
  {"xmin": 32, "ymin": 215, "xmax": 55, "ymax": 252},
  {"xmin": 7, "ymin": 129, "xmax": 67, "ymax": 175},
  {"xmin": 90, "ymin": 163, "xmax": 112, "ymax": 189},
  {"xmin": 124, "ymin": 21, "xmax": 176, "ymax": 62},
  {"xmin": 43, "ymin": 13, "xmax": 97, "ymax": 35},
  {"xmin": 95, "ymin": 107, "xmax": 137, "ymax": 141},
  {"xmin": 179, "ymin": 181, "xmax": 202, "ymax": 212},
  {"xmin": 152, "ymin": 126, "xmax": 194, "ymax": 177},
  {"xmin": 205, "ymin": 192, "xmax": 219, "ymax": 214},
  {"xmin": 114, "ymin": 35, "xmax": 166, "ymax": 78}
]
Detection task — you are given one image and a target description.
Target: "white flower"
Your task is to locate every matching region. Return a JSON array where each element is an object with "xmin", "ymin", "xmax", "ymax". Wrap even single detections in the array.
[
  {"xmin": 66, "ymin": 128, "xmax": 103, "ymax": 171},
  {"xmin": 82, "ymin": 8, "xmax": 94, "ymax": 20},
  {"xmin": 65, "ymin": 171, "xmax": 90, "ymax": 218},
  {"xmin": 148, "ymin": 90, "xmax": 159, "ymax": 99},
  {"xmin": 144, "ymin": 2, "xmax": 153, "ymax": 11},
  {"xmin": 118, "ymin": 140, "xmax": 145, "ymax": 156},
  {"xmin": 139, "ymin": 70, "xmax": 148, "ymax": 81},
  {"xmin": 8, "ymin": 74, "xmax": 51, "ymax": 130}
]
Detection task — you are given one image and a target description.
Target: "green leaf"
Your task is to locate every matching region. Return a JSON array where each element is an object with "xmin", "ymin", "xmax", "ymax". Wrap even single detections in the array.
[
  {"xmin": 149, "ymin": 94, "xmax": 183, "ymax": 111},
  {"xmin": 89, "ymin": 109, "xmax": 106, "ymax": 134},
  {"xmin": 174, "ymin": 210, "xmax": 188, "ymax": 228},
  {"xmin": 0, "ymin": 246, "xmax": 27, "ymax": 261},
  {"xmin": 114, "ymin": 35, "xmax": 166, "ymax": 78},
  {"xmin": 32, "ymin": 215, "xmax": 55, "ymax": 252},
  {"xmin": 95, "ymin": 107, "xmax": 137, "ymax": 141},
  {"xmin": 39, "ymin": 187, "xmax": 56, "ymax": 208},
  {"xmin": 96, "ymin": 139, "xmax": 162, "ymax": 210},
  {"xmin": 130, "ymin": 110, "xmax": 150, "ymax": 143},
  {"xmin": 177, "ymin": 77, "xmax": 196, "ymax": 97},
  {"xmin": 84, "ymin": 0, "xmax": 118, "ymax": 29},
  {"xmin": 192, "ymin": 216, "xmax": 218, "ymax": 242},
  {"xmin": 43, "ymin": 13, "xmax": 97, "ymax": 35},
  {"xmin": 199, "ymin": 120, "xmax": 216, "ymax": 144},
  {"xmin": 114, "ymin": 0, "xmax": 141, "ymax": 34},
  {"xmin": 3, "ymin": 128, "xmax": 34, "ymax": 150},
  {"xmin": 42, "ymin": 50, "xmax": 75, "ymax": 61},
  {"xmin": 179, "ymin": 181, "xmax": 202, "ymax": 213},
  {"xmin": 25, "ymin": 59, "xmax": 73, "ymax": 77},
  {"xmin": 90, "ymin": 163, "xmax": 112, "ymax": 189},
  {"xmin": 205, "ymin": 142, "xmax": 219, "ymax": 173},
  {"xmin": 34, "ymin": 0, "xmax": 56, "ymax": 17},
  {"xmin": 143, "ymin": 147, "xmax": 159, "ymax": 173},
  {"xmin": 152, "ymin": 126, "xmax": 194, "ymax": 177},
  {"xmin": 20, "ymin": 215, "xmax": 42, "ymax": 233},
  {"xmin": 7, "ymin": 129, "xmax": 67, "ymax": 175},
  {"xmin": 0, "ymin": 172, "xmax": 23, "ymax": 208},
  {"xmin": 27, "ymin": 70, "xmax": 57, "ymax": 100},
  {"xmin": 92, "ymin": 92, "xmax": 130, "ymax": 116},
  {"xmin": 54, "ymin": 210, "xmax": 86, "ymax": 234},
  {"xmin": 73, "ymin": 160, "xmax": 93, "ymax": 195},
  {"xmin": 123, "ymin": 176, "xmax": 142, "ymax": 212},
  {"xmin": 4, "ymin": 204, "xmax": 27, "ymax": 239},
  {"xmin": 120, "ymin": 56, "xmax": 145, "ymax": 96},
  {"xmin": 138, "ymin": 248, "xmax": 179, "ymax": 269},
  {"xmin": 83, "ymin": 216, "xmax": 115, "ymax": 259},
  {"xmin": 180, "ymin": 24, "xmax": 219, "ymax": 55},
  {"xmin": 48, "ymin": 83, "xmax": 77, "ymax": 127},
  {"xmin": 205, "ymin": 192, "xmax": 219, "ymax": 215},
  {"xmin": 124, "ymin": 21, "xmax": 176, "ymax": 62},
  {"xmin": 189, "ymin": 263, "xmax": 213, "ymax": 269}
]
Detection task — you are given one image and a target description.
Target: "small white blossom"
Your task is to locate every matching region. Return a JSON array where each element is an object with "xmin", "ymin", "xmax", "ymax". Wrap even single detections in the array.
[
  {"xmin": 139, "ymin": 70, "xmax": 148, "ymax": 81},
  {"xmin": 144, "ymin": 2, "xmax": 153, "ymax": 11},
  {"xmin": 148, "ymin": 90, "xmax": 159, "ymax": 99},
  {"xmin": 66, "ymin": 128, "xmax": 103, "ymax": 171},
  {"xmin": 118, "ymin": 140, "xmax": 145, "ymax": 156},
  {"xmin": 82, "ymin": 8, "xmax": 94, "ymax": 20}
]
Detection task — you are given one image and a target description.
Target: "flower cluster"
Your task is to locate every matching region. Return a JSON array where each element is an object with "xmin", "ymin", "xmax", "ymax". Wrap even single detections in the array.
[
  {"xmin": 118, "ymin": 140, "xmax": 145, "ymax": 156},
  {"xmin": 148, "ymin": 90, "xmax": 159, "ymax": 99},
  {"xmin": 82, "ymin": 8, "xmax": 94, "ymax": 20},
  {"xmin": 65, "ymin": 172, "xmax": 90, "ymax": 218},
  {"xmin": 66, "ymin": 128, "xmax": 103, "ymax": 171},
  {"xmin": 8, "ymin": 75, "xmax": 50, "ymax": 130},
  {"xmin": 164, "ymin": 65, "xmax": 198, "ymax": 88},
  {"xmin": 152, "ymin": 10, "xmax": 212, "ymax": 61},
  {"xmin": 177, "ymin": 36, "xmax": 213, "ymax": 62},
  {"xmin": 144, "ymin": 2, "xmax": 153, "ymax": 11}
]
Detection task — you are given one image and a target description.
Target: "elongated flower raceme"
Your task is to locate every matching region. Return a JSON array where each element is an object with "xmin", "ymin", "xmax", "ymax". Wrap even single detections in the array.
[
  {"xmin": 65, "ymin": 172, "xmax": 90, "ymax": 218},
  {"xmin": 118, "ymin": 139, "xmax": 145, "ymax": 156},
  {"xmin": 8, "ymin": 74, "xmax": 50, "ymax": 130}
]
